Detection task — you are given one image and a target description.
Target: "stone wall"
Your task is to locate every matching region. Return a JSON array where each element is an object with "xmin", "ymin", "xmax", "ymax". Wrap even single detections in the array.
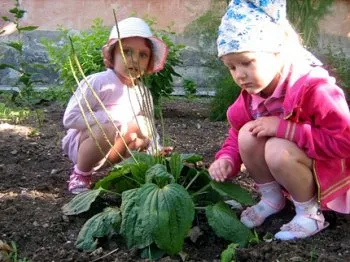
[{"xmin": 0, "ymin": 0, "xmax": 349, "ymax": 91}]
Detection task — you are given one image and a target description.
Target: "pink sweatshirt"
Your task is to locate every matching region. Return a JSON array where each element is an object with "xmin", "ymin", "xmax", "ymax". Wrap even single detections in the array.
[
  {"xmin": 62, "ymin": 69, "xmax": 152, "ymax": 164},
  {"xmin": 216, "ymin": 64, "xmax": 350, "ymax": 213}
]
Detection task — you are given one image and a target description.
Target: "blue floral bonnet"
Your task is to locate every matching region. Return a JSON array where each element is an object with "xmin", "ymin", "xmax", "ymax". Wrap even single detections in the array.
[{"xmin": 217, "ymin": 0, "xmax": 322, "ymax": 65}]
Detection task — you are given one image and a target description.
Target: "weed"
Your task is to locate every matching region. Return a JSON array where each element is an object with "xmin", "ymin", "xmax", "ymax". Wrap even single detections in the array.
[
  {"xmin": 0, "ymin": 0, "xmax": 45, "ymax": 127},
  {"xmin": 209, "ymin": 72, "xmax": 240, "ymax": 121},
  {"xmin": 183, "ymin": 78, "xmax": 197, "ymax": 99}
]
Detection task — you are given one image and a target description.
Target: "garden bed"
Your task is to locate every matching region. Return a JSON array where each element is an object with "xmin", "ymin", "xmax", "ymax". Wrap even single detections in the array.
[{"xmin": 0, "ymin": 97, "xmax": 349, "ymax": 261}]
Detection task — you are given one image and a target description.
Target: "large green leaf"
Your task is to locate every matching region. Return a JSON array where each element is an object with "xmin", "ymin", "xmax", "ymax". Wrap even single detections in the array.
[
  {"xmin": 210, "ymin": 181, "xmax": 254, "ymax": 205},
  {"xmin": 62, "ymin": 188, "xmax": 103, "ymax": 215},
  {"xmin": 152, "ymin": 183, "xmax": 195, "ymax": 255},
  {"xmin": 145, "ymin": 164, "xmax": 174, "ymax": 187},
  {"xmin": 118, "ymin": 151, "xmax": 157, "ymax": 168},
  {"xmin": 75, "ymin": 207, "xmax": 121, "ymax": 251},
  {"xmin": 205, "ymin": 202, "xmax": 253, "ymax": 247},
  {"xmin": 180, "ymin": 153, "xmax": 203, "ymax": 163},
  {"xmin": 120, "ymin": 187, "xmax": 154, "ymax": 249},
  {"xmin": 94, "ymin": 162, "xmax": 147, "ymax": 192},
  {"xmin": 120, "ymin": 184, "xmax": 195, "ymax": 255},
  {"xmin": 129, "ymin": 162, "xmax": 149, "ymax": 183}
]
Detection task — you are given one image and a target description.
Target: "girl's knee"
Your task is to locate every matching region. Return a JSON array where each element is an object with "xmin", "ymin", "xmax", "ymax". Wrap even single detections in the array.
[
  {"xmin": 265, "ymin": 138, "xmax": 311, "ymax": 171},
  {"xmin": 91, "ymin": 122, "xmax": 116, "ymax": 144},
  {"xmin": 238, "ymin": 121, "xmax": 266, "ymax": 153},
  {"xmin": 127, "ymin": 116, "xmax": 152, "ymax": 138}
]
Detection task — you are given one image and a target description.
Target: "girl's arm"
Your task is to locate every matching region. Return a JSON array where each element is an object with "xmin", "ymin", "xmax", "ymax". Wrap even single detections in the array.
[
  {"xmin": 277, "ymin": 83, "xmax": 350, "ymax": 160},
  {"xmin": 214, "ymin": 99, "xmax": 248, "ymax": 178},
  {"xmin": 63, "ymin": 77, "xmax": 112, "ymax": 130},
  {"xmin": 215, "ymin": 126, "xmax": 242, "ymax": 178}
]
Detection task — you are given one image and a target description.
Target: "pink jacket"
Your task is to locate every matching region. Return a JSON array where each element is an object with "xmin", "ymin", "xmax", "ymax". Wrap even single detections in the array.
[{"xmin": 216, "ymin": 64, "xmax": 350, "ymax": 213}]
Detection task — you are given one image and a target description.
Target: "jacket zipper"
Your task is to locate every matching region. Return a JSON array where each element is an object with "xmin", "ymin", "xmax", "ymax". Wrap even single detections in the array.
[{"xmin": 312, "ymin": 160, "xmax": 322, "ymax": 214}]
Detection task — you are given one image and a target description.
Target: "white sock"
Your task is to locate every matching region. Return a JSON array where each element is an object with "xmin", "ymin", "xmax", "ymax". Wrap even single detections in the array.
[
  {"xmin": 241, "ymin": 181, "xmax": 285, "ymax": 228},
  {"xmin": 73, "ymin": 165, "xmax": 92, "ymax": 176},
  {"xmin": 275, "ymin": 196, "xmax": 325, "ymax": 240}
]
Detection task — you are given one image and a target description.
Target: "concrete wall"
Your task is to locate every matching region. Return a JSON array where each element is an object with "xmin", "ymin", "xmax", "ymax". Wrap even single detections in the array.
[
  {"xmin": 318, "ymin": 0, "xmax": 350, "ymax": 56},
  {"xmin": 0, "ymin": 0, "xmax": 212, "ymax": 33}
]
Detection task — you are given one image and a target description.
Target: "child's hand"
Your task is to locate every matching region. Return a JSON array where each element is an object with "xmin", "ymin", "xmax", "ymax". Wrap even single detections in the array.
[
  {"xmin": 159, "ymin": 146, "xmax": 174, "ymax": 157},
  {"xmin": 208, "ymin": 158, "xmax": 233, "ymax": 182},
  {"xmin": 249, "ymin": 116, "xmax": 280, "ymax": 137}
]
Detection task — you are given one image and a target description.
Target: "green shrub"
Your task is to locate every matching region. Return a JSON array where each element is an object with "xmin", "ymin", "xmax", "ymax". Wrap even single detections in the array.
[
  {"xmin": 143, "ymin": 18, "xmax": 185, "ymax": 117},
  {"xmin": 209, "ymin": 72, "xmax": 240, "ymax": 121},
  {"xmin": 183, "ymin": 78, "xmax": 197, "ymax": 99},
  {"xmin": 287, "ymin": 0, "xmax": 333, "ymax": 48},
  {"xmin": 326, "ymin": 47, "xmax": 350, "ymax": 91},
  {"xmin": 42, "ymin": 18, "xmax": 108, "ymax": 105},
  {"xmin": 42, "ymin": 18, "xmax": 184, "ymax": 111}
]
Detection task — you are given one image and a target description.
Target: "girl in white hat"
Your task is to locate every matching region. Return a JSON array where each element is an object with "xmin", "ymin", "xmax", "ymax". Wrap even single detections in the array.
[
  {"xmin": 62, "ymin": 17, "xmax": 169, "ymax": 194},
  {"xmin": 209, "ymin": 0, "xmax": 350, "ymax": 240}
]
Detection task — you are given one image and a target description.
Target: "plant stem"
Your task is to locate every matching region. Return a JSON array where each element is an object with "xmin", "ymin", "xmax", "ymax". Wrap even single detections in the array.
[
  {"xmin": 91, "ymin": 248, "xmax": 119, "ymax": 262},
  {"xmin": 194, "ymin": 207, "xmax": 206, "ymax": 211},
  {"xmin": 185, "ymin": 172, "xmax": 200, "ymax": 190},
  {"xmin": 191, "ymin": 184, "xmax": 211, "ymax": 197}
]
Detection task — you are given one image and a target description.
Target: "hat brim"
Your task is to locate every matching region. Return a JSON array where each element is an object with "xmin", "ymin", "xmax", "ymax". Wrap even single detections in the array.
[{"xmin": 102, "ymin": 36, "xmax": 168, "ymax": 74}]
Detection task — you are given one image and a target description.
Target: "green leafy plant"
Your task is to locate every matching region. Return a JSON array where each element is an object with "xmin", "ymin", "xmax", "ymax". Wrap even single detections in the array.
[
  {"xmin": 0, "ymin": 101, "xmax": 30, "ymax": 124},
  {"xmin": 183, "ymin": 78, "xmax": 197, "ymax": 99},
  {"xmin": 210, "ymin": 72, "xmax": 241, "ymax": 121},
  {"xmin": 63, "ymin": 151, "xmax": 255, "ymax": 258},
  {"xmin": 143, "ymin": 17, "xmax": 185, "ymax": 117},
  {"xmin": 221, "ymin": 243, "xmax": 239, "ymax": 262},
  {"xmin": 42, "ymin": 18, "xmax": 109, "ymax": 106},
  {"xmin": 287, "ymin": 0, "xmax": 333, "ymax": 48},
  {"xmin": 43, "ymin": 17, "xmax": 184, "ymax": 112},
  {"xmin": 325, "ymin": 47, "xmax": 350, "ymax": 92},
  {"xmin": 0, "ymin": 0, "xmax": 46, "ymax": 126},
  {"xmin": 0, "ymin": 240, "xmax": 30, "ymax": 262}
]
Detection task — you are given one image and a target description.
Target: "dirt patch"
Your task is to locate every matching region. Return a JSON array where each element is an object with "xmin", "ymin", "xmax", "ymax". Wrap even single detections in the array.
[{"xmin": 0, "ymin": 97, "xmax": 349, "ymax": 261}]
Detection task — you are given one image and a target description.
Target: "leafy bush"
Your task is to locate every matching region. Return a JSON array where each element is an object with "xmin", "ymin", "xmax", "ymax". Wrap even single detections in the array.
[
  {"xmin": 209, "ymin": 72, "xmax": 241, "ymax": 121},
  {"xmin": 0, "ymin": 0, "xmax": 46, "ymax": 126},
  {"xmin": 326, "ymin": 47, "xmax": 350, "ymax": 91},
  {"xmin": 42, "ymin": 18, "xmax": 184, "ymax": 111},
  {"xmin": 287, "ymin": 0, "xmax": 333, "ymax": 48},
  {"xmin": 42, "ymin": 18, "xmax": 108, "ymax": 104},
  {"xmin": 183, "ymin": 78, "xmax": 197, "ymax": 99},
  {"xmin": 143, "ymin": 18, "xmax": 185, "ymax": 117},
  {"xmin": 62, "ymin": 151, "xmax": 255, "ymax": 258}
]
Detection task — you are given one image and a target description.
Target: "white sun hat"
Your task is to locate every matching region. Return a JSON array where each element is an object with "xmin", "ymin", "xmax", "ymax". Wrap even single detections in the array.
[{"xmin": 102, "ymin": 17, "xmax": 168, "ymax": 73}]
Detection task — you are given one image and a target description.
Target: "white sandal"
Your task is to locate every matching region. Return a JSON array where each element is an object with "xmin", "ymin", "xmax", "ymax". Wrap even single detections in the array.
[
  {"xmin": 240, "ymin": 197, "xmax": 286, "ymax": 228},
  {"xmin": 275, "ymin": 213, "xmax": 329, "ymax": 240}
]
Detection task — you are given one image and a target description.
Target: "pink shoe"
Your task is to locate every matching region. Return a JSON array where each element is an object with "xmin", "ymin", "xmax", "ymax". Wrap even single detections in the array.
[{"xmin": 68, "ymin": 170, "xmax": 92, "ymax": 195}]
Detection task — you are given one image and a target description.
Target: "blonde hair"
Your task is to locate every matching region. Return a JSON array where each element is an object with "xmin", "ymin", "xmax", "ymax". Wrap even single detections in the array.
[{"xmin": 279, "ymin": 21, "xmax": 310, "ymax": 64}]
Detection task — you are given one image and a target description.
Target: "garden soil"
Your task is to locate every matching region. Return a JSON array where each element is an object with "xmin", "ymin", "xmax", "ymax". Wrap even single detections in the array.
[{"xmin": 1, "ymin": 97, "xmax": 349, "ymax": 262}]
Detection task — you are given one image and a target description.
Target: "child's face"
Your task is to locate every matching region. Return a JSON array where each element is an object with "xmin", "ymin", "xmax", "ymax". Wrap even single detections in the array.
[
  {"xmin": 113, "ymin": 37, "xmax": 151, "ymax": 84},
  {"xmin": 221, "ymin": 52, "xmax": 282, "ymax": 96}
]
